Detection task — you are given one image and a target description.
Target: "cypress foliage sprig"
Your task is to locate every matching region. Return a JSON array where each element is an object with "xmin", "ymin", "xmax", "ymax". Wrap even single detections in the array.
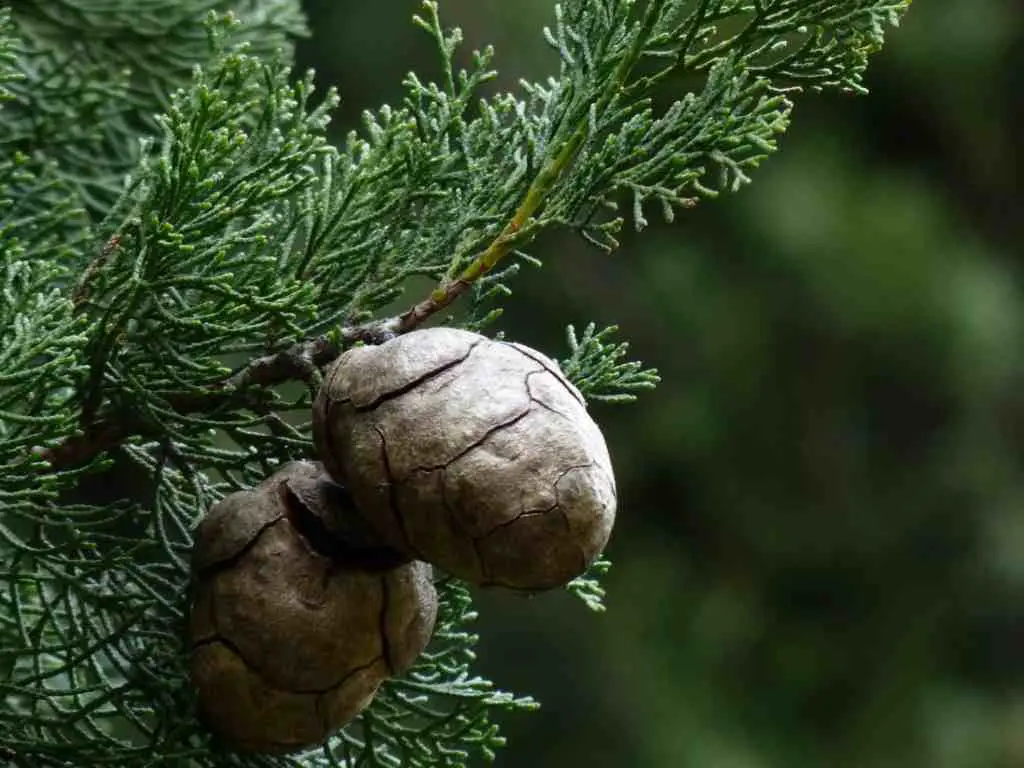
[{"xmin": 561, "ymin": 323, "xmax": 661, "ymax": 404}]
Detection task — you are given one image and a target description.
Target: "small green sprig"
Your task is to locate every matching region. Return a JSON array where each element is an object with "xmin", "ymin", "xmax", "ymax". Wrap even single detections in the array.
[
  {"xmin": 567, "ymin": 555, "xmax": 614, "ymax": 613},
  {"xmin": 562, "ymin": 323, "xmax": 661, "ymax": 403}
]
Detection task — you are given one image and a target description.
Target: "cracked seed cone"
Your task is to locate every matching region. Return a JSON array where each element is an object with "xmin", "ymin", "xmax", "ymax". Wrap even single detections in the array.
[
  {"xmin": 188, "ymin": 461, "xmax": 437, "ymax": 754},
  {"xmin": 312, "ymin": 327, "xmax": 617, "ymax": 591}
]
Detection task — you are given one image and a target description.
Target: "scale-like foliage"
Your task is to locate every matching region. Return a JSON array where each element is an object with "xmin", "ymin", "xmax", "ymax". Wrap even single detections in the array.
[
  {"xmin": 561, "ymin": 324, "xmax": 660, "ymax": 403},
  {"xmin": 3, "ymin": 2, "xmax": 305, "ymax": 218},
  {"xmin": 0, "ymin": 1, "xmax": 909, "ymax": 765}
]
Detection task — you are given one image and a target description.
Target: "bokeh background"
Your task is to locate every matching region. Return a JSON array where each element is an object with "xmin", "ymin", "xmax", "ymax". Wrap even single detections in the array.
[{"xmin": 296, "ymin": 2, "xmax": 1024, "ymax": 766}]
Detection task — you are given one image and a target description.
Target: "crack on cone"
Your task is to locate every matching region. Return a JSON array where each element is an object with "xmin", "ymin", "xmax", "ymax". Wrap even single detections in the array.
[
  {"xmin": 192, "ymin": 634, "xmax": 384, "ymax": 696},
  {"xmin": 376, "ymin": 426, "xmax": 426, "ymax": 561},
  {"xmin": 378, "ymin": 573, "xmax": 393, "ymax": 675},
  {"xmin": 195, "ymin": 513, "xmax": 284, "ymax": 578},
  {"xmin": 352, "ymin": 338, "xmax": 482, "ymax": 412}
]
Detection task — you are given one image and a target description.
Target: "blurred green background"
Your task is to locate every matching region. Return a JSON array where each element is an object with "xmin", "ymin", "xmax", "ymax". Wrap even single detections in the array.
[{"xmin": 296, "ymin": 2, "xmax": 1024, "ymax": 766}]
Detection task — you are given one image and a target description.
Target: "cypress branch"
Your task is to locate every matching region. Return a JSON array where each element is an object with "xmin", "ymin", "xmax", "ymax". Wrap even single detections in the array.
[{"xmin": 1, "ymin": 1, "xmax": 911, "ymax": 765}]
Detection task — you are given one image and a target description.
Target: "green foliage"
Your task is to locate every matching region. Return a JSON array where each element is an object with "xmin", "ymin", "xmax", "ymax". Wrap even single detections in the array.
[
  {"xmin": 565, "ymin": 554, "xmax": 613, "ymax": 612},
  {"xmin": 561, "ymin": 323, "xmax": 660, "ymax": 403},
  {"xmin": 0, "ymin": 0, "xmax": 908, "ymax": 766},
  {"xmin": 0, "ymin": 7, "xmax": 89, "ymax": 508},
  {"xmin": 0, "ymin": 9, "xmax": 17, "ymax": 99},
  {"xmin": 4, "ymin": 1, "xmax": 305, "ymax": 216},
  {"xmin": 79, "ymin": 42, "xmax": 335, "ymax": 462}
]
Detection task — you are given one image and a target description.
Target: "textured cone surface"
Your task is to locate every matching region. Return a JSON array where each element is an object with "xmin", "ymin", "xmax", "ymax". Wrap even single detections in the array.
[
  {"xmin": 188, "ymin": 462, "xmax": 438, "ymax": 754},
  {"xmin": 313, "ymin": 328, "xmax": 617, "ymax": 590}
]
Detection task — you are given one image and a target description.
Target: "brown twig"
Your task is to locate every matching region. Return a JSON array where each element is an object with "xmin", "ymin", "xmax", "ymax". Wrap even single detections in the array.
[
  {"xmin": 40, "ymin": 321, "xmax": 401, "ymax": 470},
  {"xmin": 72, "ymin": 234, "xmax": 123, "ymax": 310},
  {"xmin": 225, "ymin": 321, "xmax": 399, "ymax": 390},
  {"xmin": 42, "ymin": 197, "xmax": 555, "ymax": 470},
  {"xmin": 43, "ymin": 184, "xmax": 558, "ymax": 471}
]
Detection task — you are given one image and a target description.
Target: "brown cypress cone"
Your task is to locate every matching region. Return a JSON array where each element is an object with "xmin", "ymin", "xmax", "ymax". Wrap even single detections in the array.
[
  {"xmin": 312, "ymin": 327, "xmax": 617, "ymax": 591},
  {"xmin": 188, "ymin": 461, "xmax": 437, "ymax": 753}
]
